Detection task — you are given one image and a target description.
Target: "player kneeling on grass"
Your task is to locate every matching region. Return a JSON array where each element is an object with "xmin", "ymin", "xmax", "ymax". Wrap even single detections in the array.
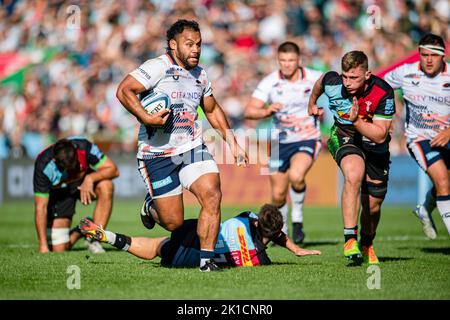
[
  {"xmin": 79, "ymin": 204, "xmax": 321, "ymax": 271},
  {"xmin": 34, "ymin": 138, "xmax": 119, "ymax": 253}
]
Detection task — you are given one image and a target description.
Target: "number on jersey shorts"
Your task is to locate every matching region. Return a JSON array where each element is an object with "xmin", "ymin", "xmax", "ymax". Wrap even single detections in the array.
[
  {"xmin": 137, "ymin": 144, "xmax": 219, "ymax": 199},
  {"xmin": 269, "ymin": 139, "xmax": 321, "ymax": 173},
  {"xmin": 407, "ymin": 139, "xmax": 450, "ymax": 171}
]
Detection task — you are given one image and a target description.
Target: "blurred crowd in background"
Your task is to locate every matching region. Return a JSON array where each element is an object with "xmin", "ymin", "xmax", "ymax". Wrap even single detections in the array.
[{"xmin": 0, "ymin": 0, "xmax": 449, "ymax": 159}]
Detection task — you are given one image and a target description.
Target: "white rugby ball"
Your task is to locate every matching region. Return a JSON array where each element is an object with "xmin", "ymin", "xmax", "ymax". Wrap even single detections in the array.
[{"xmin": 141, "ymin": 91, "xmax": 171, "ymax": 114}]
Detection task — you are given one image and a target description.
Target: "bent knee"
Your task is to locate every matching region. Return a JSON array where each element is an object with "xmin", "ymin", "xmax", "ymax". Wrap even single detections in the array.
[
  {"xmin": 434, "ymin": 178, "xmax": 450, "ymax": 195},
  {"xmin": 199, "ymin": 188, "xmax": 222, "ymax": 208},
  {"xmin": 344, "ymin": 173, "xmax": 363, "ymax": 188},
  {"xmin": 164, "ymin": 220, "xmax": 183, "ymax": 232},
  {"xmin": 95, "ymin": 180, "xmax": 114, "ymax": 194},
  {"xmin": 272, "ymin": 190, "xmax": 287, "ymax": 204}
]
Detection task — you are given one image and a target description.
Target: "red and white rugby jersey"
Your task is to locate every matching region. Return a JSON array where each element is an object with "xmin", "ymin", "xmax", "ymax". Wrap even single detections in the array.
[
  {"xmin": 251, "ymin": 67, "xmax": 323, "ymax": 143},
  {"xmin": 129, "ymin": 52, "xmax": 213, "ymax": 158},
  {"xmin": 384, "ymin": 61, "xmax": 450, "ymax": 142}
]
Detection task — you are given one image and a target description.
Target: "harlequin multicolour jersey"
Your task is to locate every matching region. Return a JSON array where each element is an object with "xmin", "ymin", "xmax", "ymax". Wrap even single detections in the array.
[
  {"xmin": 252, "ymin": 67, "xmax": 323, "ymax": 143},
  {"xmin": 33, "ymin": 137, "xmax": 106, "ymax": 197},
  {"xmin": 214, "ymin": 212, "xmax": 272, "ymax": 267}
]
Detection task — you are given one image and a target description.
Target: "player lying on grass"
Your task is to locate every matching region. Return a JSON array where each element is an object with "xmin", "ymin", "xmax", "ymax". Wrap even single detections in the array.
[{"xmin": 79, "ymin": 204, "xmax": 321, "ymax": 271}]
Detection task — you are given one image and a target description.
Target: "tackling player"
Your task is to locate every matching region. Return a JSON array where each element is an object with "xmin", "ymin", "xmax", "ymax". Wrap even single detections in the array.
[
  {"xmin": 33, "ymin": 138, "xmax": 119, "ymax": 253},
  {"xmin": 244, "ymin": 42, "xmax": 323, "ymax": 244},
  {"xmin": 116, "ymin": 19, "xmax": 248, "ymax": 272},
  {"xmin": 78, "ymin": 204, "xmax": 321, "ymax": 269},
  {"xmin": 384, "ymin": 33, "xmax": 450, "ymax": 238},
  {"xmin": 308, "ymin": 51, "xmax": 395, "ymax": 264}
]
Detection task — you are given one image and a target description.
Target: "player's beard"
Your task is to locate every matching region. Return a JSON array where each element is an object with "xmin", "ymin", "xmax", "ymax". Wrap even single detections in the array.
[{"xmin": 176, "ymin": 50, "xmax": 199, "ymax": 70}]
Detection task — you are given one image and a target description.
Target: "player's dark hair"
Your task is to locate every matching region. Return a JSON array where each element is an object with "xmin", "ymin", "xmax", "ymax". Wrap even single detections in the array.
[
  {"xmin": 53, "ymin": 139, "xmax": 78, "ymax": 171},
  {"xmin": 278, "ymin": 41, "xmax": 300, "ymax": 55},
  {"xmin": 341, "ymin": 50, "xmax": 368, "ymax": 71},
  {"xmin": 419, "ymin": 33, "xmax": 445, "ymax": 49},
  {"xmin": 166, "ymin": 19, "xmax": 200, "ymax": 48},
  {"xmin": 258, "ymin": 204, "xmax": 284, "ymax": 239}
]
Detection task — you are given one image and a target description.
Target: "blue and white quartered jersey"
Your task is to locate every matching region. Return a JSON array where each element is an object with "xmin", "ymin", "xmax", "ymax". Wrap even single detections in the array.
[
  {"xmin": 251, "ymin": 67, "xmax": 323, "ymax": 143},
  {"xmin": 129, "ymin": 52, "xmax": 213, "ymax": 159},
  {"xmin": 384, "ymin": 61, "xmax": 450, "ymax": 142}
]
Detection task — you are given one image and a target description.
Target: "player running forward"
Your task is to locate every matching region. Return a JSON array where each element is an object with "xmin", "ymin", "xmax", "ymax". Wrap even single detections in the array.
[
  {"xmin": 78, "ymin": 204, "xmax": 321, "ymax": 270},
  {"xmin": 244, "ymin": 41, "xmax": 323, "ymax": 244},
  {"xmin": 116, "ymin": 19, "xmax": 248, "ymax": 272},
  {"xmin": 33, "ymin": 138, "xmax": 119, "ymax": 253},
  {"xmin": 384, "ymin": 33, "xmax": 450, "ymax": 238},
  {"xmin": 308, "ymin": 51, "xmax": 395, "ymax": 264}
]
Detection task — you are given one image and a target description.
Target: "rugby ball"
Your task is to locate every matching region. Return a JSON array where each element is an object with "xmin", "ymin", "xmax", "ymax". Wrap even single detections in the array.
[{"xmin": 141, "ymin": 91, "xmax": 171, "ymax": 114}]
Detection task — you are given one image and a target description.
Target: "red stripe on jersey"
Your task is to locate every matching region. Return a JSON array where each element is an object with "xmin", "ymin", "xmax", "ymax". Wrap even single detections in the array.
[
  {"xmin": 76, "ymin": 149, "xmax": 87, "ymax": 171},
  {"xmin": 415, "ymin": 142, "xmax": 428, "ymax": 170},
  {"xmin": 165, "ymin": 52, "xmax": 175, "ymax": 65},
  {"xmin": 249, "ymin": 248, "xmax": 261, "ymax": 266}
]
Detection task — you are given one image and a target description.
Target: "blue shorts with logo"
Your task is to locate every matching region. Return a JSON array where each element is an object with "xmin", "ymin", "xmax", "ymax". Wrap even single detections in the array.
[
  {"xmin": 137, "ymin": 144, "xmax": 217, "ymax": 199},
  {"xmin": 269, "ymin": 140, "xmax": 321, "ymax": 173}
]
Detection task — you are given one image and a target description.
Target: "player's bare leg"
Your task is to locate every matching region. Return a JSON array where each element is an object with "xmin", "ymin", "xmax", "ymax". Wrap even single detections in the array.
[
  {"xmin": 289, "ymin": 153, "xmax": 315, "ymax": 243},
  {"xmin": 340, "ymin": 155, "xmax": 365, "ymax": 228},
  {"xmin": 126, "ymin": 237, "xmax": 168, "ymax": 260},
  {"xmin": 152, "ymin": 194, "xmax": 184, "ymax": 231},
  {"xmin": 79, "ymin": 217, "xmax": 168, "ymax": 260},
  {"xmin": 92, "ymin": 179, "xmax": 114, "ymax": 228},
  {"xmin": 339, "ymin": 154, "xmax": 365, "ymax": 262},
  {"xmin": 270, "ymin": 172, "xmax": 289, "ymax": 234},
  {"xmin": 190, "ymin": 173, "xmax": 221, "ymax": 250},
  {"xmin": 190, "ymin": 172, "xmax": 222, "ymax": 270}
]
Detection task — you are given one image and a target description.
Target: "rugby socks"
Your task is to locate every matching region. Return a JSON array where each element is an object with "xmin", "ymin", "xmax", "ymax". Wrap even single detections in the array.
[
  {"xmin": 200, "ymin": 249, "xmax": 215, "ymax": 268},
  {"xmin": 436, "ymin": 195, "xmax": 450, "ymax": 234},
  {"xmin": 344, "ymin": 226, "xmax": 358, "ymax": 242},
  {"xmin": 290, "ymin": 186, "xmax": 306, "ymax": 223},
  {"xmin": 278, "ymin": 203, "xmax": 289, "ymax": 234},
  {"xmin": 105, "ymin": 231, "xmax": 131, "ymax": 251},
  {"xmin": 421, "ymin": 187, "xmax": 437, "ymax": 217},
  {"xmin": 360, "ymin": 232, "xmax": 375, "ymax": 247}
]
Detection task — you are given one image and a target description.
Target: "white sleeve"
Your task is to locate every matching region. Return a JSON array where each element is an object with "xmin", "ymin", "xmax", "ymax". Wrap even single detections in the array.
[
  {"xmin": 251, "ymin": 77, "xmax": 272, "ymax": 103},
  {"xmin": 129, "ymin": 58, "xmax": 166, "ymax": 90},
  {"xmin": 384, "ymin": 65, "xmax": 405, "ymax": 90},
  {"xmin": 202, "ymin": 70, "xmax": 213, "ymax": 97}
]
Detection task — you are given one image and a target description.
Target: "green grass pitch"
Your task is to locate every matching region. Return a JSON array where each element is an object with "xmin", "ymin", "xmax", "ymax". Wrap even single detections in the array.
[{"xmin": 0, "ymin": 200, "xmax": 449, "ymax": 300}]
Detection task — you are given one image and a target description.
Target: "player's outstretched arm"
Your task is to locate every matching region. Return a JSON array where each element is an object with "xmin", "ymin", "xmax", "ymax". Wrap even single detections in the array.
[
  {"xmin": 116, "ymin": 75, "xmax": 170, "ymax": 127},
  {"xmin": 244, "ymin": 97, "xmax": 282, "ymax": 120},
  {"xmin": 202, "ymin": 95, "xmax": 249, "ymax": 167},
  {"xmin": 285, "ymin": 237, "xmax": 321, "ymax": 257}
]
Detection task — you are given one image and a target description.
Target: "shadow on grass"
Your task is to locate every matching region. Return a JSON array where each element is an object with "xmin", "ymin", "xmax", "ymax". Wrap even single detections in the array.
[
  {"xmin": 70, "ymin": 247, "xmax": 117, "ymax": 252},
  {"xmin": 270, "ymin": 261, "xmax": 303, "ymax": 266},
  {"xmin": 345, "ymin": 256, "xmax": 413, "ymax": 267},
  {"xmin": 421, "ymin": 247, "xmax": 450, "ymax": 255},
  {"xmin": 301, "ymin": 241, "xmax": 340, "ymax": 248},
  {"xmin": 378, "ymin": 257, "xmax": 413, "ymax": 262},
  {"xmin": 85, "ymin": 260, "xmax": 116, "ymax": 264}
]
